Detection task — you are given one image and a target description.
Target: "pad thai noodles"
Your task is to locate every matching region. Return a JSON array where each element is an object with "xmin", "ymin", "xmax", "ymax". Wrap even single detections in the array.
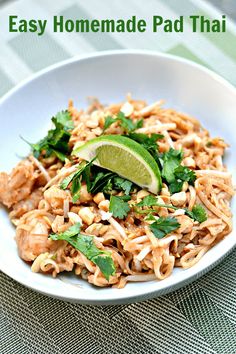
[{"xmin": 0, "ymin": 96, "xmax": 234, "ymax": 288}]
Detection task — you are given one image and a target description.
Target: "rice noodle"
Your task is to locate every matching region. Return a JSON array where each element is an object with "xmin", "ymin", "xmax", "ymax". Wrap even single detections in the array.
[
  {"xmin": 136, "ymin": 245, "xmax": 152, "ymax": 261},
  {"xmin": 63, "ymin": 199, "xmax": 70, "ymax": 218},
  {"xmin": 136, "ymin": 123, "xmax": 176, "ymax": 134},
  {"xmin": 195, "ymin": 170, "xmax": 231, "ymax": 178},
  {"xmin": 29, "ymin": 155, "xmax": 51, "ymax": 182},
  {"xmin": 108, "ymin": 216, "xmax": 127, "ymax": 239},
  {"xmin": 126, "ymin": 274, "xmax": 157, "ymax": 282},
  {"xmin": 0, "ymin": 97, "xmax": 234, "ymax": 288},
  {"xmin": 43, "ymin": 164, "xmax": 79, "ymax": 191},
  {"xmin": 135, "ymin": 100, "xmax": 164, "ymax": 116}
]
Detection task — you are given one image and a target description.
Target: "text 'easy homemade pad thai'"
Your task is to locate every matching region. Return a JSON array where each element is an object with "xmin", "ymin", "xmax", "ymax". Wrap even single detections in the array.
[{"xmin": 0, "ymin": 97, "xmax": 234, "ymax": 287}]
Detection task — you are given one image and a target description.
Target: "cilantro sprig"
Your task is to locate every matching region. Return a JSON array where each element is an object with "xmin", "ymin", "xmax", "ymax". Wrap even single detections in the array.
[
  {"xmin": 60, "ymin": 159, "xmax": 95, "ymax": 203},
  {"xmin": 136, "ymin": 195, "xmax": 207, "ymax": 223},
  {"xmin": 109, "ymin": 195, "xmax": 131, "ymax": 219},
  {"xmin": 174, "ymin": 165, "xmax": 196, "ymax": 184},
  {"xmin": 127, "ymin": 133, "xmax": 164, "ymax": 162},
  {"xmin": 86, "ymin": 169, "xmax": 115, "ymax": 195},
  {"xmin": 149, "ymin": 216, "xmax": 180, "ymax": 239},
  {"xmin": 86, "ymin": 167, "xmax": 133, "ymax": 196},
  {"xmin": 136, "ymin": 195, "xmax": 160, "ymax": 208},
  {"xmin": 161, "ymin": 148, "xmax": 183, "ymax": 183},
  {"xmin": 103, "ymin": 112, "xmax": 143, "ymax": 134},
  {"xmin": 161, "ymin": 148, "xmax": 196, "ymax": 194},
  {"xmin": 49, "ymin": 223, "xmax": 116, "ymax": 280},
  {"xmin": 61, "ymin": 160, "xmax": 134, "ymax": 203},
  {"xmin": 55, "ymin": 110, "xmax": 74, "ymax": 130},
  {"xmin": 111, "ymin": 177, "xmax": 133, "ymax": 195},
  {"xmin": 186, "ymin": 205, "xmax": 208, "ymax": 223},
  {"xmin": 23, "ymin": 110, "xmax": 74, "ymax": 161}
]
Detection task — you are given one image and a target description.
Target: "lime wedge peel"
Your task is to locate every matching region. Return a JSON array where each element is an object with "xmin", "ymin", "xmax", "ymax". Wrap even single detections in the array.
[{"xmin": 72, "ymin": 135, "xmax": 162, "ymax": 194}]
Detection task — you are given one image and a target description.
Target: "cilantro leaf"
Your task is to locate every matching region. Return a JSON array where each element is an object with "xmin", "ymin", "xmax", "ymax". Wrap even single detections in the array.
[
  {"xmin": 128, "ymin": 133, "xmax": 163, "ymax": 146},
  {"xmin": 60, "ymin": 170, "xmax": 78, "ymax": 190},
  {"xmin": 113, "ymin": 177, "xmax": 133, "ymax": 195},
  {"xmin": 54, "ymin": 110, "xmax": 74, "ymax": 130},
  {"xmin": 137, "ymin": 195, "xmax": 158, "ymax": 207},
  {"xmin": 149, "ymin": 216, "xmax": 180, "ymax": 239},
  {"xmin": 127, "ymin": 133, "xmax": 163, "ymax": 161},
  {"xmin": 161, "ymin": 149, "xmax": 196, "ymax": 194},
  {"xmin": 49, "ymin": 223, "xmax": 116, "ymax": 280},
  {"xmin": 92, "ymin": 254, "xmax": 116, "ymax": 281},
  {"xmin": 35, "ymin": 118, "xmax": 71, "ymax": 161},
  {"xmin": 103, "ymin": 112, "xmax": 143, "ymax": 134},
  {"xmin": 109, "ymin": 195, "xmax": 131, "ymax": 219},
  {"xmin": 167, "ymin": 166, "xmax": 196, "ymax": 194},
  {"xmin": 135, "ymin": 195, "xmax": 178, "ymax": 214},
  {"xmin": 102, "ymin": 178, "xmax": 113, "ymax": 194},
  {"xmin": 117, "ymin": 112, "xmax": 143, "ymax": 133},
  {"xmin": 60, "ymin": 160, "xmax": 95, "ymax": 201},
  {"xmin": 71, "ymin": 177, "xmax": 81, "ymax": 203},
  {"xmin": 174, "ymin": 166, "xmax": 196, "ymax": 185},
  {"xmin": 168, "ymin": 181, "xmax": 184, "ymax": 194},
  {"xmin": 135, "ymin": 198, "xmax": 178, "ymax": 215},
  {"xmin": 162, "ymin": 148, "xmax": 183, "ymax": 183},
  {"xmin": 136, "ymin": 119, "xmax": 144, "ymax": 129},
  {"xmin": 84, "ymin": 165, "xmax": 133, "ymax": 196},
  {"xmin": 52, "ymin": 150, "xmax": 68, "ymax": 161},
  {"xmin": 87, "ymin": 169, "xmax": 114, "ymax": 194},
  {"xmin": 51, "ymin": 222, "xmax": 81, "ymax": 238},
  {"xmin": 185, "ymin": 205, "xmax": 207, "ymax": 223},
  {"xmin": 61, "ymin": 162, "xmax": 134, "ymax": 203},
  {"xmin": 103, "ymin": 116, "xmax": 117, "ymax": 131},
  {"xmin": 22, "ymin": 111, "xmax": 73, "ymax": 161},
  {"xmin": 136, "ymin": 196, "xmax": 207, "ymax": 224}
]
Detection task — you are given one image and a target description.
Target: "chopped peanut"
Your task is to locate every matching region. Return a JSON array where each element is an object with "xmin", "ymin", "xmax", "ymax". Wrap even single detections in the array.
[
  {"xmin": 170, "ymin": 192, "xmax": 187, "ymax": 207},
  {"xmin": 161, "ymin": 185, "xmax": 170, "ymax": 197},
  {"xmin": 92, "ymin": 127, "xmax": 103, "ymax": 136},
  {"xmin": 182, "ymin": 181, "xmax": 189, "ymax": 192},
  {"xmin": 93, "ymin": 192, "xmax": 105, "ymax": 204},
  {"xmin": 183, "ymin": 157, "xmax": 196, "ymax": 168},
  {"xmin": 98, "ymin": 200, "xmax": 110, "ymax": 212},
  {"xmin": 85, "ymin": 223, "xmax": 104, "ymax": 236},
  {"xmin": 79, "ymin": 185, "xmax": 93, "ymax": 203},
  {"xmin": 136, "ymin": 190, "xmax": 150, "ymax": 203},
  {"xmin": 78, "ymin": 207, "xmax": 95, "ymax": 225},
  {"xmin": 120, "ymin": 102, "xmax": 134, "ymax": 117},
  {"xmin": 91, "ymin": 110, "xmax": 103, "ymax": 122},
  {"xmin": 68, "ymin": 212, "xmax": 82, "ymax": 225},
  {"xmin": 86, "ymin": 120, "xmax": 99, "ymax": 129}
]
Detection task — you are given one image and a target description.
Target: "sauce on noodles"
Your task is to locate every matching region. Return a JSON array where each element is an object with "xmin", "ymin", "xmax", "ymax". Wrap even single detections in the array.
[{"xmin": 0, "ymin": 96, "xmax": 234, "ymax": 288}]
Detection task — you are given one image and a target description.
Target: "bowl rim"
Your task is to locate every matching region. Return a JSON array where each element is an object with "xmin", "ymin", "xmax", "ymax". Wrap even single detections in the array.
[
  {"xmin": 0, "ymin": 49, "xmax": 235, "ymax": 305},
  {"xmin": 1, "ymin": 49, "xmax": 236, "ymax": 105}
]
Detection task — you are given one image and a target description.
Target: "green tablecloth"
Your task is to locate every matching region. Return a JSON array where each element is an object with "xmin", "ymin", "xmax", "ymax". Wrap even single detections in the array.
[{"xmin": 0, "ymin": 1, "xmax": 235, "ymax": 353}]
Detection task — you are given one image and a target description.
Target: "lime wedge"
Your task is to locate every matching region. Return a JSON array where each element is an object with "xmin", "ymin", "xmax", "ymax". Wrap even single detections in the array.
[{"xmin": 73, "ymin": 135, "xmax": 162, "ymax": 194}]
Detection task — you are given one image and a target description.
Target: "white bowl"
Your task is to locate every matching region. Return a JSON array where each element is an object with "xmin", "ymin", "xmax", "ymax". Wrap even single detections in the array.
[{"xmin": 0, "ymin": 50, "xmax": 235, "ymax": 305}]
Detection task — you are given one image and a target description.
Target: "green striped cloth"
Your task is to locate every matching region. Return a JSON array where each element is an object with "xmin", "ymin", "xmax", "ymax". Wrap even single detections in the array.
[{"xmin": 0, "ymin": 1, "xmax": 236, "ymax": 353}]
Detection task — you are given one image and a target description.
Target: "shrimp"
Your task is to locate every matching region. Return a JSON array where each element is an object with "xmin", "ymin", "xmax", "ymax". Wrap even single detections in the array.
[
  {"xmin": 0, "ymin": 159, "xmax": 36, "ymax": 208},
  {"xmin": 44, "ymin": 185, "xmax": 71, "ymax": 210},
  {"xmin": 15, "ymin": 210, "xmax": 58, "ymax": 262},
  {"xmin": 9, "ymin": 188, "xmax": 43, "ymax": 219}
]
